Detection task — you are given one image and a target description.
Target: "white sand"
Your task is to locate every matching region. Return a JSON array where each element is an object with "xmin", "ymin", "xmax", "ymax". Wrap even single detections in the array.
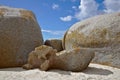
[{"xmin": 0, "ymin": 63, "xmax": 120, "ymax": 80}]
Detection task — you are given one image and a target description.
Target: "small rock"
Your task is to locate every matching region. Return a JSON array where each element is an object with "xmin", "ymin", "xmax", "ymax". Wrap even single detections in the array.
[
  {"xmin": 44, "ymin": 39, "xmax": 63, "ymax": 52},
  {"xmin": 48, "ymin": 48, "xmax": 95, "ymax": 72}
]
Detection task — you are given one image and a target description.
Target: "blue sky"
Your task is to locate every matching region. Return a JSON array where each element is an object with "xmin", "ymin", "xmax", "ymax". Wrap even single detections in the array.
[{"xmin": 0, "ymin": 0, "xmax": 120, "ymax": 40}]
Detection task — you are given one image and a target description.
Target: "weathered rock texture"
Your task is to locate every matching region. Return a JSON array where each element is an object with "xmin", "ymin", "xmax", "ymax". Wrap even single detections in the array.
[
  {"xmin": 0, "ymin": 6, "xmax": 43, "ymax": 68},
  {"xmin": 44, "ymin": 39, "xmax": 63, "ymax": 52},
  {"xmin": 48, "ymin": 48, "xmax": 95, "ymax": 72},
  {"xmin": 23, "ymin": 45, "xmax": 94, "ymax": 72},
  {"xmin": 23, "ymin": 45, "xmax": 57, "ymax": 70},
  {"xmin": 63, "ymin": 12, "xmax": 120, "ymax": 68}
]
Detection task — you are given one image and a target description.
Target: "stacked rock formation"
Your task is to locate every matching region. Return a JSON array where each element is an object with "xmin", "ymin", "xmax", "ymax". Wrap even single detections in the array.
[
  {"xmin": 0, "ymin": 6, "xmax": 43, "ymax": 68},
  {"xmin": 63, "ymin": 12, "xmax": 120, "ymax": 68},
  {"xmin": 23, "ymin": 45, "xmax": 94, "ymax": 72}
]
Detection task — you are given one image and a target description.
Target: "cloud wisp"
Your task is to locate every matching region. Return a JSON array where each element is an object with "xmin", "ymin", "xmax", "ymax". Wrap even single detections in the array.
[
  {"xmin": 72, "ymin": 6, "xmax": 77, "ymax": 10},
  {"xmin": 52, "ymin": 4, "xmax": 59, "ymax": 10},
  {"xmin": 42, "ymin": 29, "xmax": 65, "ymax": 35},
  {"xmin": 60, "ymin": 15, "xmax": 72, "ymax": 22}
]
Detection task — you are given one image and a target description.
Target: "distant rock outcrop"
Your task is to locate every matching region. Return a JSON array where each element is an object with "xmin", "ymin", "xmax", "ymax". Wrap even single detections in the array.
[
  {"xmin": 63, "ymin": 12, "xmax": 120, "ymax": 68},
  {"xmin": 44, "ymin": 39, "xmax": 63, "ymax": 52},
  {"xmin": 0, "ymin": 6, "xmax": 43, "ymax": 68},
  {"xmin": 23, "ymin": 45, "xmax": 94, "ymax": 72}
]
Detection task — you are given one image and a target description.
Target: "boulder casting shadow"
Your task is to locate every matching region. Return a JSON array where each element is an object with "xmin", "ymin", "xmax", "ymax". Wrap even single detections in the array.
[{"xmin": 23, "ymin": 45, "xmax": 95, "ymax": 72}]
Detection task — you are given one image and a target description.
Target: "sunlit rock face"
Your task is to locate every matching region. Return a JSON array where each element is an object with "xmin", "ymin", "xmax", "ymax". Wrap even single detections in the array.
[
  {"xmin": 23, "ymin": 45, "xmax": 94, "ymax": 72},
  {"xmin": 49, "ymin": 48, "xmax": 94, "ymax": 72},
  {"xmin": 0, "ymin": 6, "xmax": 43, "ymax": 68},
  {"xmin": 63, "ymin": 12, "xmax": 120, "ymax": 68},
  {"xmin": 22, "ymin": 45, "xmax": 57, "ymax": 70}
]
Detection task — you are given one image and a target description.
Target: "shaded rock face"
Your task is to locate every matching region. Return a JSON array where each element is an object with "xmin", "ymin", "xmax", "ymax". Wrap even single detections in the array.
[
  {"xmin": 44, "ymin": 39, "xmax": 63, "ymax": 52},
  {"xmin": 23, "ymin": 45, "xmax": 94, "ymax": 72},
  {"xmin": 0, "ymin": 6, "xmax": 43, "ymax": 68},
  {"xmin": 63, "ymin": 12, "xmax": 120, "ymax": 68}
]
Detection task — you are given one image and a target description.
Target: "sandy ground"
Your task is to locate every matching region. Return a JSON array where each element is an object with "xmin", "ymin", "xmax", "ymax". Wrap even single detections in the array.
[{"xmin": 0, "ymin": 63, "xmax": 120, "ymax": 80}]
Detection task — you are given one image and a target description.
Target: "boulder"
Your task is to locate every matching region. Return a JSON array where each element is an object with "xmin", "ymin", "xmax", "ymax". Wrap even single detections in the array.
[
  {"xmin": 44, "ymin": 39, "xmax": 63, "ymax": 52},
  {"xmin": 23, "ymin": 45, "xmax": 57, "ymax": 70},
  {"xmin": 62, "ymin": 12, "xmax": 120, "ymax": 68},
  {"xmin": 48, "ymin": 48, "xmax": 95, "ymax": 72},
  {"xmin": 23, "ymin": 45, "xmax": 94, "ymax": 72},
  {"xmin": 0, "ymin": 6, "xmax": 43, "ymax": 68}
]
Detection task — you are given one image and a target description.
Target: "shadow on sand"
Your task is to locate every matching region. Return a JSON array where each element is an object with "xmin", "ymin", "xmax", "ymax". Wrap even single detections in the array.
[
  {"xmin": 49, "ymin": 69, "xmax": 71, "ymax": 75},
  {"xmin": 49, "ymin": 66, "xmax": 113, "ymax": 76},
  {"xmin": 0, "ymin": 66, "xmax": 113, "ymax": 76},
  {"xmin": 0, "ymin": 67, "xmax": 26, "ymax": 72},
  {"xmin": 83, "ymin": 66, "xmax": 113, "ymax": 75}
]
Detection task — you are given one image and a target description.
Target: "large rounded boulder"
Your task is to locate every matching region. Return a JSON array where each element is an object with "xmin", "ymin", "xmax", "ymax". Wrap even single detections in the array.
[
  {"xmin": 63, "ymin": 12, "xmax": 120, "ymax": 68},
  {"xmin": 0, "ymin": 6, "xmax": 43, "ymax": 68}
]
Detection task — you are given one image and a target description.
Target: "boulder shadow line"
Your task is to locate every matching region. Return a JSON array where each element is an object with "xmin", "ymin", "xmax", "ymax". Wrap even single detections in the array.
[
  {"xmin": 49, "ymin": 69, "xmax": 71, "ymax": 75},
  {"xmin": 49, "ymin": 66, "xmax": 113, "ymax": 76},
  {"xmin": 0, "ymin": 67, "xmax": 26, "ymax": 72},
  {"xmin": 83, "ymin": 67, "xmax": 113, "ymax": 75},
  {"xmin": 0, "ymin": 66, "xmax": 114, "ymax": 76}
]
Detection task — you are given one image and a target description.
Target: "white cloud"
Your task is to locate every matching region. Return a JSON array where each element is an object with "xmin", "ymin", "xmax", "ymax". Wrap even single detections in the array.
[
  {"xmin": 59, "ymin": 0, "xmax": 120, "ymax": 22},
  {"xmin": 75, "ymin": 0, "xmax": 100, "ymax": 20},
  {"xmin": 42, "ymin": 29, "xmax": 65, "ymax": 35},
  {"xmin": 74, "ymin": 0, "xmax": 120, "ymax": 20},
  {"xmin": 60, "ymin": 15, "xmax": 72, "ymax": 21},
  {"xmin": 104, "ymin": 0, "xmax": 120, "ymax": 13},
  {"xmin": 52, "ymin": 4, "xmax": 59, "ymax": 10}
]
